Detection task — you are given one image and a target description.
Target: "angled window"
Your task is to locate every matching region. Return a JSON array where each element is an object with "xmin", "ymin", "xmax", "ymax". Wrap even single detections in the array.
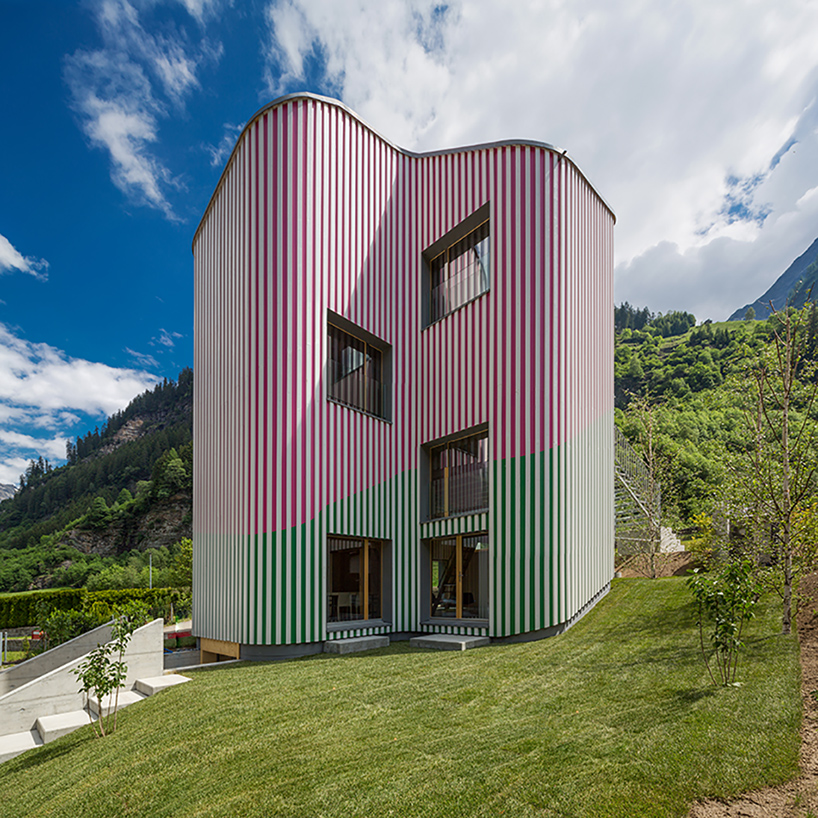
[
  {"xmin": 428, "ymin": 428, "xmax": 489, "ymax": 519},
  {"xmin": 328, "ymin": 536, "xmax": 386, "ymax": 623},
  {"xmin": 423, "ymin": 203, "xmax": 490, "ymax": 325},
  {"xmin": 327, "ymin": 315, "xmax": 391, "ymax": 420}
]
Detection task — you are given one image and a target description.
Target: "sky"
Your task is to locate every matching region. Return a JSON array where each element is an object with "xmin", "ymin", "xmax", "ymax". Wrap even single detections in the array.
[{"xmin": 2, "ymin": 0, "xmax": 818, "ymax": 485}]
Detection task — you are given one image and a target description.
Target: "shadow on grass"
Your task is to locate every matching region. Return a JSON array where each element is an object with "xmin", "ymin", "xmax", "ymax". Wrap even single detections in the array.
[
  {"xmin": 670, "ymin": 686, "xmax": 719, "ymax": 706},
  {"xmin": 600, "ymin": 600, "xmax": 699, "ymax": 641},
  {"xmin": 7, "ymin": 737, "xmax": 79, "ymax": 771}
]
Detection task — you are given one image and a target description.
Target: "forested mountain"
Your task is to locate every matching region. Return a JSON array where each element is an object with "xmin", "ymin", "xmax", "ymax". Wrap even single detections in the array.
[
  {"xmin": 615, "ymin": 303, "xmax": 818, "ymax": 526},
  {"xmin": 729, "ymin": 235, "xmax": 818, "ymax": 320},
  {"xmin": 0, "ymin": 370, "xmax": 193, "ymax": 592}
]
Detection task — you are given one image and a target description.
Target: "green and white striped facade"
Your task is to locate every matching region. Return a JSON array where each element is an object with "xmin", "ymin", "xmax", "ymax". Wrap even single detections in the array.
[{"xmin": 192, "ymin": 93, "xmax": 615, "ymax": 657}]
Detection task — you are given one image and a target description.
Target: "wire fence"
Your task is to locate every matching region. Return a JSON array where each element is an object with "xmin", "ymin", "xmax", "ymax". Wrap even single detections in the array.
[{"xmin": 614, "ymin": 426, "xmax": 661, "ymax": 556}]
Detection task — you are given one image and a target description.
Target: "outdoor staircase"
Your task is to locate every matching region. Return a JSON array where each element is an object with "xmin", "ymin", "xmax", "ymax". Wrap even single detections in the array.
[
  {"xmin": 0, "ymin": 619, "xmax": 189, "ymax": 765},
  {"xmin": 614, "ymin": 426, "xmax": 662, "ymax": 555},
  {"xmin": 0, "ymin": 673, "xmax": 190, "ymax": 764}
]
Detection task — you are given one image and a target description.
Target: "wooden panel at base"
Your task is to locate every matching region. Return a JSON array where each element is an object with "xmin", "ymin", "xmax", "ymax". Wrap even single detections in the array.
[{"xmin": 200, "ymin": 637, "xmax": 240, "ymax": 663}]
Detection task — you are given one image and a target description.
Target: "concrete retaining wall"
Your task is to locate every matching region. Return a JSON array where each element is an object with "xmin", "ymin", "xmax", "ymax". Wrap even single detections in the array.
[
  {"xmin": 0, "ymin": 623, "xmax": 114, "ymax": 696},
  {"xmin": 0, "ymin": 619, "xmax": 163, "ymax": 735}
]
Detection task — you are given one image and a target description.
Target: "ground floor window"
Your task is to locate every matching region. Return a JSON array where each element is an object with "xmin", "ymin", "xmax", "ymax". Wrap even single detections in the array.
[
  {"xmin": 328, "ymin": 536, "xmax": 384, "ymax": 622},
  {"xmin": 429, "ymin": 532, "xmax": 489, "ymax": 619}
]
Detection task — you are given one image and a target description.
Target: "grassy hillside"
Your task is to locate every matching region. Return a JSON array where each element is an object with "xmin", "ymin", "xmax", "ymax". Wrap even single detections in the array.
[{"xmin": 0, "ymin": 579, "xmax": 800, "ymax": 818}]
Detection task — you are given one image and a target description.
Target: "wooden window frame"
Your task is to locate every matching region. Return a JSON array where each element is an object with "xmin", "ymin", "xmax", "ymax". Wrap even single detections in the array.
[
  {"xmin": 427, "ymin": 428, "xmax": 489, "ymax": 520},
  {"xmin": 327, "ymin": 536, "xmax": 385, "ymax": 624},
  {"xmin": 428, "ymin": 532, "xmax": 489, "ymax": 621}
]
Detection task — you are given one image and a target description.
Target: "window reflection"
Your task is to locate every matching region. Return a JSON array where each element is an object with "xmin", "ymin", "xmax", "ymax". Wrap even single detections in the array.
[
  {"xmin": 429, "ymin": 220, "xmax": 490, "ymax": 322},
  {"xmin": 430, "ymin": 532, "xmax": 488, "ymax": 620}
]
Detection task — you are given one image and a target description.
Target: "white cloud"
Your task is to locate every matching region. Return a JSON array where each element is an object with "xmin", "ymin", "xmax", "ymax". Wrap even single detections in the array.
[
  {"xmin": 264, "ymin": 0, "xmax": 453, "ymax": 146},
  {"xmin": 261, "ymin": 0, "xmax": 818, "ymax": 320},
  {"xmin": 0, "ymin": 232, "xmax": 49, "ymax": 280},
  {"xmin": 154, "ymin": 328, "xmax": 183, "ymax": 348},
  {"xmin": 0, "ymin": 431, "xmax": 69, "ymax": 463},
  {"xmin": 65, "ymin": 0, "xmax": 224, "ymax": 218},
  {"xmin": 176, "ymin": 0, "xmax": 226, "ymax": 25},
  {"xmin": 0, "ymin": 457, "xmax": 29, "ymax": 488},
  {"xmin": 0, "ymin": 323, "xmax": 159, "ymax": 484},
  {"xmin": 125, "ymin": 346, "xmax": 159, "ymax": 368},
  {"xmin": 205, "ymin": 121, "xmax": 246, "ymax": 168}
]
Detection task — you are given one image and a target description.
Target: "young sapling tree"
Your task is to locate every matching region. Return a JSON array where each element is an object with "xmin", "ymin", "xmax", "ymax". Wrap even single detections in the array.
[
  {"xmin": 72, "ymin": 602, "xmax": 149, "ymax": 737},
  {"xmin": 687, "ymin": 559, "xmax": 759, "ymax": 685}
]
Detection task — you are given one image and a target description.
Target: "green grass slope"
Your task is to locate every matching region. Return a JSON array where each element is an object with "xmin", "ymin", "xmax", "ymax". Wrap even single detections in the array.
[{"xmin": 0, "ymin": 579, "xmax": 801, "ymax": 818}]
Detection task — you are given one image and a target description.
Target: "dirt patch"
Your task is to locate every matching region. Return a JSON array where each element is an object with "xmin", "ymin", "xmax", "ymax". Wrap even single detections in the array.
[
  {"xmin": 688, "ymin": 574, "xmax": 818, "ymax": 818},
  {"xmin": 617, "ymin": 551, "xmax": 695, "ymax": 579}
]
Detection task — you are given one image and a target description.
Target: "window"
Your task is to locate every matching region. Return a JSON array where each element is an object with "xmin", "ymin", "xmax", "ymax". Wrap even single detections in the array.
[
  {"xmin": 429, "ymin": 429, "xmax": 489, "ymax": 518},
  {"xmin": 327, "ymin": 536, "xmax": 385, "ymax": 623},
  {"xmin": 424, "ymin": 205, "xmax": 490, "ymax": 324},
  {"xmin": 327, "ymin": 318, "xmax": 390, "ymax": 420},
  {"xmin": 429, "ymin": 533, "xmax": 489, "ymax": 619}
]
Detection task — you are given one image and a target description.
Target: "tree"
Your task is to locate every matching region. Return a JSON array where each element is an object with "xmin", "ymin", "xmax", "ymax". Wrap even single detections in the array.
[
  {"xmin": 744, "ymin": 306, "xmax": 756, "ymax": 321},
  {"xmin": 733, "ymin": 307, "xmax": 818, "ymax": 634},
  {"xmin": 616, "ymin": 395, "xmax": 666, "ymax": 578},
  {"xmin": 151, "ymin": 448, "xmax": 188, "ymax": 499},
  {"xmin": 171, "ymin": 537, "xmax": 193, "ymax": 588},
  {"xmin": 627, "ymin": 356, "xmax": 644, "ymax": 381},
  {"xmin": 84, "ymin": 496, "xmax": 112, "ymax": 530},
  {"xmin": 687, "ymin": 559, "xmax": 759, "ymax": 685},
  {"xmin": 72, "ymin": 603, "xmax": 148, "ymax": 737}
]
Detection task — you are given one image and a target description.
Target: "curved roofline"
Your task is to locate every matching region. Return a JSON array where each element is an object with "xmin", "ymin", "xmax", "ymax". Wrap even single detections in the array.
[{"xmin": 193, "ymin": 92, "xmax": 615, "ymax": 248}]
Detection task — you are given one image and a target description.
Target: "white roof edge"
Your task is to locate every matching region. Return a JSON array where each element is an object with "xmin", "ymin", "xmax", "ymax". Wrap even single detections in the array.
[{"xmin": 193, "ymin": 92, "xmax": 615, "ymax": 248}]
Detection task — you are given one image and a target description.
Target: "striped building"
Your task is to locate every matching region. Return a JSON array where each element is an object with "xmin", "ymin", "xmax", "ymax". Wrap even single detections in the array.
[{"xmin": 192, "ymin": 93, "xmax": 615, "ymax": 660}]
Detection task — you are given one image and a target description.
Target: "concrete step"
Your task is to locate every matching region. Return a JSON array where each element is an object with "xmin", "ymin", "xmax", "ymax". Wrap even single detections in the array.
[
  {"xmin": 88, "ymin": 688, "xmax": 146, "ymax": 716},
  {"xmin": 409, "ymin": 634, "xmax": 490, "ymax": 651},
  {"xmin": 35, "ymin": 710, "xmax": 93, "ymax": 744},
  {"xmin": 323, "ymin": 635, "xmax": 390, "ymax": 655},
  {"xmin": 0, "ymin": 729, "xmax": 43, "ymax": 764},
  {"xmin": 134, "ymin": 674, "xmax": 190, "ymax": 696}
]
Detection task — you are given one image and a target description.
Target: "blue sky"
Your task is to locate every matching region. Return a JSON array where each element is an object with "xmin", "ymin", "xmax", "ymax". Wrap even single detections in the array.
[{"xmin": 3, "ymin": 0, "xmax": 818, "ymax": 484}]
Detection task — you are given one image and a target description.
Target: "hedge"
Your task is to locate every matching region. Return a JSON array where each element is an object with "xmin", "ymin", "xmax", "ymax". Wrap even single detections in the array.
[{"xmin": 0, "ymin": 587, "xmax": 190, "ymax": 629}]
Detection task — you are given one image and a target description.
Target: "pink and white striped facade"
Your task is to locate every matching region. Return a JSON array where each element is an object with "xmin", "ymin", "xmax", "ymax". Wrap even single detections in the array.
[{"xmin": 193, "ymin": 93, "xmax": 615, "ymax": 656}]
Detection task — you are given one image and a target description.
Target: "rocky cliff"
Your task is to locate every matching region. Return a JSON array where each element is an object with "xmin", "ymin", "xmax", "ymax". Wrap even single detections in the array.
[{"xmin": 55, "ymin": 493, "xmax": 192, "ymax": 557}]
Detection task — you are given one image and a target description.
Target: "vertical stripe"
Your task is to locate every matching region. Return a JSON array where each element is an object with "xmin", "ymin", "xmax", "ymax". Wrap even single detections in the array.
[{"xmin": 193, "ymin": 97, "xmax": 614, "ymax": 648}]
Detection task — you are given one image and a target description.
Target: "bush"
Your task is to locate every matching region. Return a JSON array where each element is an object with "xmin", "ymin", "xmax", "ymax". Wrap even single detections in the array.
[
  {"xmin": 40, "ymin": 608, "xmax": 103, "ymax": 650},
  {"xmin": 0, "ymin": 589, "xmax": 84, "ymax": 629},
  {"xmin": 0, "ymin": 587, "xmax": 188, "ymax": 628}
]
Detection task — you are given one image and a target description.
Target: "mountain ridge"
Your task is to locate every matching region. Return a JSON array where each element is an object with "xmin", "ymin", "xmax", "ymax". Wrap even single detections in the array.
[{"xmin": 729, "ymin": 236, "xmax": 818, "ymax": 320}]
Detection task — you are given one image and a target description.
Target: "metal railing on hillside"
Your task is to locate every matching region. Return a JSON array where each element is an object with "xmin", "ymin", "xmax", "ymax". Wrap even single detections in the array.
[{"xmin": 614, "ymin": 426, "xmax": 661, "ymax": 556}]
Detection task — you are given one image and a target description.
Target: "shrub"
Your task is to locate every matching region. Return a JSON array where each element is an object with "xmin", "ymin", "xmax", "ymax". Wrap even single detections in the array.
[
  {"xmin": 40, "ymin": 608, "xmax": 102, "ymax": 650},
  {"xmin": 0, "ymin": 587, "xmax": 188, "ymax": 628},
  {"xmin": 687, "ymin": 559, "xmax": 760, "ymax": 685}
]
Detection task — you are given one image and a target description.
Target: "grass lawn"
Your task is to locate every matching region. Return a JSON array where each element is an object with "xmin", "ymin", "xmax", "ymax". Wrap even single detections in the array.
[{"xmin": 0, "ymin": 578, "xmax": 801, "ymax": 817}]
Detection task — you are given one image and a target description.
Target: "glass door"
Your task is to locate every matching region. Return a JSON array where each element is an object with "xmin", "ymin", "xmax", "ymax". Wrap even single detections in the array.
[
  {"xmin": 328, "ymin": 536, "xmax": 383, "ymax": 622},
  {"xmin": 429, "ymin": 532, "xmax": 488, "ymax": 619}
]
